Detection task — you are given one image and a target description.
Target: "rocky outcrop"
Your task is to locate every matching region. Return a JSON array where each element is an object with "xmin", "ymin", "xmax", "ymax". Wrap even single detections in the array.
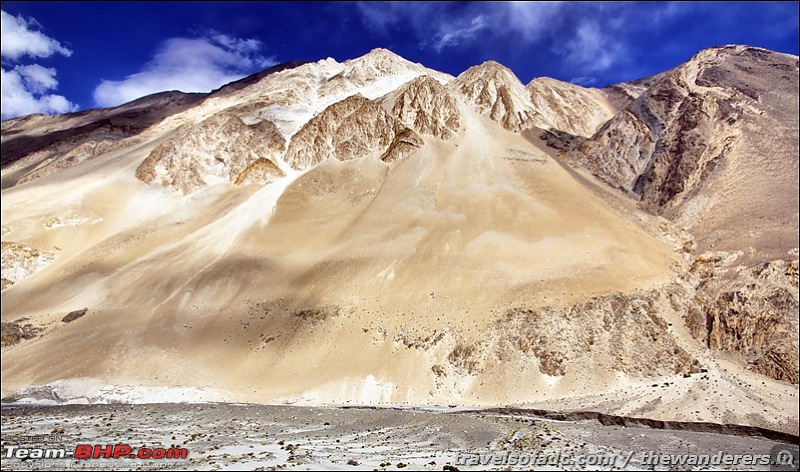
[
  {"xmin": 384, "ymin": 76, "xmax": 461, "ymax": 140},
  {"xmin": 1, "ymin": 241, "xmax": 58, "ymax": 289},
  {"xmin": 1, "ymin": 320, "xmax": 40, "ymax": 347},
  {"xmin": 379, "ymin": 127, "xmax": 425, "ymax": 163},
  {"xmin": 526, "ymin": 77, "xmax": 615, "ymax": 138},
  {"xmin": 495, "ymin": 291, "xmax": 698, "ymax": 377},
  {"xmin": 574, "ymin": 46, "xmax": 799, "ymax": 219},
  {"xmin": 234, "ymin": 158, "xmax": 285, "ymax": 186},
  {"xmin": 62, "ymin": 308, "xmax": 89, "ymax": 323},
  {"xmin": 135, "ymin": 112, "xmax": 285, "ymax": 194},
  {"xmin": 452, "ymin": 61, "xmax": 539, "ymax": 132},
  {"xmin": 284, "ymin": 95, "xmax": 422, "ymax": 170},
  {"xmin": 686, "ymin": 256, "xmax": 799, "ymax": 384}
]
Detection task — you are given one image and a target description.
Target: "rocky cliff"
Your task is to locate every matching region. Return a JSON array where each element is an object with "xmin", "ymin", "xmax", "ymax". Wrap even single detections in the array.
[
  {"xmin": 566, "ymin": 45, "xmax": 799, "ymax": 387},
  {"xmin": 283, "ymin": 95, "xmax": 423, "ymax": 170}
]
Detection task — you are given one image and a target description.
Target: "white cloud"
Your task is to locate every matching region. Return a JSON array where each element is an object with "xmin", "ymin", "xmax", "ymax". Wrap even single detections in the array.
[
  {"xmin": 1, "ymin": 67, "xmax": 77, "ymax": 119},
  {"xmin": 16, "ymin": 64, "xmax": 59, "ymax": 94},
  {"xmin": 0, "ymin": 10, "xmax": 72, "ymax": 60},
  {"xmin": 353, "ymin": 2, "xmax": 627, "ymax": 76},
  {"xmin": 93, "ymin": 33, "xmax": 276, "ymax": 108},
  {"xmin": 559, "ymin": 21, "xmax": 624, "ymax": 72},
  {"xmin": 356, "ymin": 2, "xmax": 566, "ymax": 50},
  {"xmin": 569, "ymin": 76, "xmax": 598, "ymax": 87},
  {"xmin": 501, "ymin": 2, "xmax": 566, "ymax": 42},
  {"xmin": 1, "ymin": 10, "xmax": 77, "ymax": 119},
  {"xmin": 431, "ymin": 15, "xmax": 489, "ymax": 52},
  {"xmin": 356, "ymin": 2, "xmax": 421, "ymax": 33}
]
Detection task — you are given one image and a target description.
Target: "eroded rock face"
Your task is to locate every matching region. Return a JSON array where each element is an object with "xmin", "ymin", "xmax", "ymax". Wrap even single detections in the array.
[
  {"xmin": 233, "ymin": 158, "xmax": 285, "ymax": 186},
  {"xmin": 384, "ymin": 76, "xmax": 461, "ymax": 140},
  {"xmin": 575, "ymin": 46, "xmax": 799, "ymax": 219},
  {"xmin": 526, "ymin": 77, "xmax": 615, "ymax": 138},
  {"xmin": 495, "ymin": 291, "xmax": 698, "ymax": 377},
  {"xmin": 686, "ymin": 257, "xmax": 799, "ymax": 384},
  {"xmin": 575, "ymin": 72, "xmax": 732, "ymax": 213},
  {"xmin": 452, "ymin": 61, "xmax": 539, "ymax": 132},
  {"xmin": 565, "ymin": 46, "xmax": 800, "ymax": 385},
  {"xmin": 284, "ymin": 95, "xmax": 422, "ymax": 170},
  {"xmin": 135, "ymin": 113, "xmax": 285, "ymax": 194}
]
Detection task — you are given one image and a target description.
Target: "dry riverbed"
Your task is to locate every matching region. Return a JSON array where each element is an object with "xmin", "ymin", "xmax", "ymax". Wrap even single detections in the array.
[{"xmin": 1, "ymin": 403, "xmax": 796, "ymax": 471}]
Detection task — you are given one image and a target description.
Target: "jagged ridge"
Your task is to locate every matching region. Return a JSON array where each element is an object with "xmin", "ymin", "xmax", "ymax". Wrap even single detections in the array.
[{"xmin": 283, "ymin": 94, "xmax": 422, "ymax": 171}]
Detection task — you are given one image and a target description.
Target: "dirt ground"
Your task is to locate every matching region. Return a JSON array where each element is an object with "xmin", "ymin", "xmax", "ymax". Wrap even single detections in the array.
[{"xmin": 1, "ymin": 403, "xmax": 795, "ymax": 471}]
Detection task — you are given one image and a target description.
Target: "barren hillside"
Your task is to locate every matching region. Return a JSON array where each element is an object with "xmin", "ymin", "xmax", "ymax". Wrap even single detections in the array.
[{"xmin": 2, "ymin": 46, "xmax": 797, "ymax": 436}]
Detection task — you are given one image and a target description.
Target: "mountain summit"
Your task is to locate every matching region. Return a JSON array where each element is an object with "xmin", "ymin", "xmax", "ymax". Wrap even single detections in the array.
[{"xmin": 1, "ymin": 46, "xmax": 797, "ymax": 435}]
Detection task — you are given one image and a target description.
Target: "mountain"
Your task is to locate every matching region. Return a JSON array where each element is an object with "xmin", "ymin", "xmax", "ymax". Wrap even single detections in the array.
[
  {"xmin": 576, "ymin": 46, "xmax": 798, "ymax": 260},
  {"xmin": 452, "ymin": 60, "xmax": 540, "ymax": 132},
  {"xmin": 526, "ymin": 76, "xmax": 615, "ymax": 138},
  {"xmin": 1, "ymin": 46, "xmax": 797, "ymax": 435},
  {"xmin": 568, "ymin": 46, "xmax": 799, "ymax": 386},
  {"xmin": 0, "ymin": 91, "xmax": 205, "ymax": 189}
]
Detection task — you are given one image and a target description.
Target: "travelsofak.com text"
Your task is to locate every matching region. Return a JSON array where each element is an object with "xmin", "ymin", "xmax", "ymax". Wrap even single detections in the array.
[{"xmin": 455, "ymin": 451, "xmax": 629, "ymax": 468}]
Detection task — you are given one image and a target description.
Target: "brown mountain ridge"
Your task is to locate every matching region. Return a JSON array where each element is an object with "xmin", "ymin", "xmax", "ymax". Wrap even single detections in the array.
[{"xmin": 1, "ymin": 45, "xmax": 797, "ymax": 435}]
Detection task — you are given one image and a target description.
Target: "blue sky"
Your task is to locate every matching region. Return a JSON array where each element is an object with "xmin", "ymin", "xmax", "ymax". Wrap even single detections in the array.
[{"xmin": 1, "ymin": 2, "xmax": 798, "ymax": 119}]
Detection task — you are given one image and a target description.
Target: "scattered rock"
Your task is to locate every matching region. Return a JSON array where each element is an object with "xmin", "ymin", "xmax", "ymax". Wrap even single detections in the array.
[
  {"xmin": 1, "ymin": 321, "xmax": 40, "ymax": 347},
  {"xmin": 62, "ymin": 308, "xmax": 89, "ymax": 323}
]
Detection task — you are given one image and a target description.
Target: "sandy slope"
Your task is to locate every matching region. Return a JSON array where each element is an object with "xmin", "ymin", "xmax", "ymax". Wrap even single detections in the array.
[
  {"xmin": 1, "ymin": 69, "xmax": 797, "ymax": 437},
  {"xmin": 3, "ymin": 101, "xmax": 672, "ymax": 385}
]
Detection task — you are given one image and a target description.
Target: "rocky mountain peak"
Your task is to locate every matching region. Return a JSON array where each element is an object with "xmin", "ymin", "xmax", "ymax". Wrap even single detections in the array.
[
  {"xmin": 383, "ymin": 75, "xmax": 461, "ymax": 140},
  {"xmin": 463, "ymin": 59, "xmax": 511, "ymax": 76},
  {"xmin": 329, "ymin": 47, "xmax": 426, "ymax": 89},
  {"xmin": 360, "ymin": 47, "xmax": 410, "ymax": 63},
  {"xmin": 452, "ymin": 60, "xmax": 538, "ymax": 132}
]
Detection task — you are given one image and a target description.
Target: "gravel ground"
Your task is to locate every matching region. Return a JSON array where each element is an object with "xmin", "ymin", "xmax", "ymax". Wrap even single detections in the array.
[{"xmin": 1, "ymin": 403, "xmax": 795, "ymax": 471}]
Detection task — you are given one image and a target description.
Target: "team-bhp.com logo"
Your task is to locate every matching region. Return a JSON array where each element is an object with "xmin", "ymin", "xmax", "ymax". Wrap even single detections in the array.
[{"xmin": 5, "ymin": 444, "xmax": 188, "ymax": 460}]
